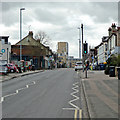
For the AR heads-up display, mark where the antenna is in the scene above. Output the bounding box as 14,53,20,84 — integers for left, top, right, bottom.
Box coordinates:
28,25,31,31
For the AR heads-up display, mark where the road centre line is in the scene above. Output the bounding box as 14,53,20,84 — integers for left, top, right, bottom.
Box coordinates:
1,81,36,103
0,97,4,103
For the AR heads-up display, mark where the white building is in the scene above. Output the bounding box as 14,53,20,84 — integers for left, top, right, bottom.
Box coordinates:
107,24,120,57
97,36,108,64
0,36,11,63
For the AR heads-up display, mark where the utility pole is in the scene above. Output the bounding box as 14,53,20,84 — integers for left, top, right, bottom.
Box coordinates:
78,27,81,59
81,24,84,72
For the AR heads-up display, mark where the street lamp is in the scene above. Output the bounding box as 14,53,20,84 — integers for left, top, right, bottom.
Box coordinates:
78,27,81,59
20,8,25,70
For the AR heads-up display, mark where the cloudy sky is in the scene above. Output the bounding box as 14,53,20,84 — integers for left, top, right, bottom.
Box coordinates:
0,1,119,58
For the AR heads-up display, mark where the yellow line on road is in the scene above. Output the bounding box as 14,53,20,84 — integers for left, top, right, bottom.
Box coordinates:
74,109,78,120
74,109,82,120
79,109,82,120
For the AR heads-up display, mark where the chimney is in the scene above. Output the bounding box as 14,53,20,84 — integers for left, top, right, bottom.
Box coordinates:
37,39,40,43
111,23,116,32
108,27,112,36
28,31,33,38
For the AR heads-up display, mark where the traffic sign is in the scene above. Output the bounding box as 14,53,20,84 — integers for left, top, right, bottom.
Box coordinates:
1,49,5,53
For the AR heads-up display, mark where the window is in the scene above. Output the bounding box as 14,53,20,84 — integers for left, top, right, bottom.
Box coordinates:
1,39,5,44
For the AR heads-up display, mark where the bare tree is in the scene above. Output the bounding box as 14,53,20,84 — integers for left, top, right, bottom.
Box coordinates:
34,31,51,46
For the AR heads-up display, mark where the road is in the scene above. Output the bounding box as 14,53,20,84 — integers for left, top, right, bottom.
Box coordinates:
2,68,83,118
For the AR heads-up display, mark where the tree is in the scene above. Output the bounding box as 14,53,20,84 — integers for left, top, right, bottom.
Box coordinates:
34,31,52,46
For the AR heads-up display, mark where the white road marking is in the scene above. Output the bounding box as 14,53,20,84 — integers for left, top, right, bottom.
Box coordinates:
63,82,80,110
63,108,79,110
4,92,17,98
1,81,36,103
26,85,29,88
0,97,4,103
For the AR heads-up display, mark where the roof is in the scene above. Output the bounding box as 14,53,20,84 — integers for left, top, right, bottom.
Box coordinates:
15,34,37,45
102,36,109,42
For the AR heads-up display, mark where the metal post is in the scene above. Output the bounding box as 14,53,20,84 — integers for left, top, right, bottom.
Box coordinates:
85,67,87,78
78,27,81,59
7,48,8,63
81,24,84,72
20,8,25,71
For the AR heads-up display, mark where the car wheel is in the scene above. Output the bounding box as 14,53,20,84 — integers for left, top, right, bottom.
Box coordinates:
10,69,14,73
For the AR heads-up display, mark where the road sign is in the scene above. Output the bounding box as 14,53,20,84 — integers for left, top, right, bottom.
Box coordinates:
1,49,5,53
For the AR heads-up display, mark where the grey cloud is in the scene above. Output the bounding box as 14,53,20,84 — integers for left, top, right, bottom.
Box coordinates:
34,7,68,25
77,2,118,23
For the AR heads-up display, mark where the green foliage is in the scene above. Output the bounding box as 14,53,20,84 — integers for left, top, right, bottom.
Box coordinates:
107,54,120,67
117,55,120,66
107,55,117,66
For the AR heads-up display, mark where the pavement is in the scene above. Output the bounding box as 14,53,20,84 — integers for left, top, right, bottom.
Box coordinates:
0,70,44,82
80,70,119,119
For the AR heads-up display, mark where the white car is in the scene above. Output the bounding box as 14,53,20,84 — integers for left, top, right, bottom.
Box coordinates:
75,62,83,71
0,64,8,75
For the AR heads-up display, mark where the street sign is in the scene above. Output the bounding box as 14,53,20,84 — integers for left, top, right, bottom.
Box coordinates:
1,49,5,53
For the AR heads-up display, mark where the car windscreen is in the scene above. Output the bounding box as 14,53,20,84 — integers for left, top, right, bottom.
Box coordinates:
76,63,82,65
0,64,7,66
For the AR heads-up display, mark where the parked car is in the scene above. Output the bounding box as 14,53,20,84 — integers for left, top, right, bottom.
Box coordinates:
75,61,83,71
0,64,8,75
7,63,19,73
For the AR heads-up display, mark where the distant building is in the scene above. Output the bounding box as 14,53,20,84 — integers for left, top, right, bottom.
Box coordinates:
0,36,11,64
67,56,82,68
57,42,68,67
11,31,53,69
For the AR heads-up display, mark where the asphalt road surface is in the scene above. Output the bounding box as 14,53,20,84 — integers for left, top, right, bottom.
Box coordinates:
2,68,82,119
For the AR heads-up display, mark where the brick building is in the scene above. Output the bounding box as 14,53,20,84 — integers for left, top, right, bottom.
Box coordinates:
11,31,53,69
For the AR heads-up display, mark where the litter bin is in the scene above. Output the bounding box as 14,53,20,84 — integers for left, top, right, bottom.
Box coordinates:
23,67,27,72
117,67,120,80
32,65,35,71
109,66,115,77
18,67,22,73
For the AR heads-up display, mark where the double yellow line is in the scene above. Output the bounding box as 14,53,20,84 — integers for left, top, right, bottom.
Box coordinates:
74,109,82,120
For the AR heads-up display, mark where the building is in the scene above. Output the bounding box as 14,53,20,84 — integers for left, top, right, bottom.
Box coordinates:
57,42,68,67
0,36,11,64
11,31,53,69
107,23,120,57
67,56,82,68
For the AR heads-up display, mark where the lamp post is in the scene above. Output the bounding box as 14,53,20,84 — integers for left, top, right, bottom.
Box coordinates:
20,8,25,71
81,23,84,72
78,27,81,59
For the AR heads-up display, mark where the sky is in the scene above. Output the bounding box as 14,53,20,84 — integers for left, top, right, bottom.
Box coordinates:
0,1,119,58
